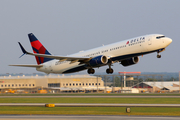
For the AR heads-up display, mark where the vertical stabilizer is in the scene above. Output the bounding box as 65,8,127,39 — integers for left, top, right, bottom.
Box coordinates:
28,33,53,64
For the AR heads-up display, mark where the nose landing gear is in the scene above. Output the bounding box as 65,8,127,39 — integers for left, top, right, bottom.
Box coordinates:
157,48,165,58
157,52,161,58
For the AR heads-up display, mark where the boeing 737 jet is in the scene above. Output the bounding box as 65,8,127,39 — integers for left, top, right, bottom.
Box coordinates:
10,33,172,74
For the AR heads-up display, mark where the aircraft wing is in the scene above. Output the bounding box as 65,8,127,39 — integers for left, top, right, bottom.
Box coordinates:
9,64,43,68
18,42,91,63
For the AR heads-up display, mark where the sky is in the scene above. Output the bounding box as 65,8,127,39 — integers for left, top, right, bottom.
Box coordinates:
0,0,179,74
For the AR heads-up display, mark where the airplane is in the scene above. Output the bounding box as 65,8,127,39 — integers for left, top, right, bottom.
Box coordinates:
9,33,172,74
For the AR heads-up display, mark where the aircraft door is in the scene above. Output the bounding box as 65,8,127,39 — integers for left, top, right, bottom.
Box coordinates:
49,65,53,72
49,63,53,72
148,37,152,45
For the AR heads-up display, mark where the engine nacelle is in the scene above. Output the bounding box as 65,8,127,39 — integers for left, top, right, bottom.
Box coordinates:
121,56,139,66
89,55,108,67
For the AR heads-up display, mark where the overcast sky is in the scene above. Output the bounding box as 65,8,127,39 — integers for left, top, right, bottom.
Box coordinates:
0,0,179,74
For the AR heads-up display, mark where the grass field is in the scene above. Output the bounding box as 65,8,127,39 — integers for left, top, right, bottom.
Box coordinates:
0,97,180,104
0,106,180,116
0,94,180,116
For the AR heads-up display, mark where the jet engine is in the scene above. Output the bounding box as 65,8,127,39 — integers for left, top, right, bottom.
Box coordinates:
89,55,108,67
121,56,139,66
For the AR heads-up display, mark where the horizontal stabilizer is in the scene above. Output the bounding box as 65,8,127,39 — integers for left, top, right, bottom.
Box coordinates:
17,43,90,63
9,64,43,68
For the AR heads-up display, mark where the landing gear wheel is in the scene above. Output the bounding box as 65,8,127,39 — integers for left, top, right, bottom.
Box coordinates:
106,68,113,74
87,68,95,74
157,54,161,58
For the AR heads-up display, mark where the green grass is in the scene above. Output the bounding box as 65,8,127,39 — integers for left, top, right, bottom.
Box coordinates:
0,98,180,104
0,106,180,116
1,96,180,116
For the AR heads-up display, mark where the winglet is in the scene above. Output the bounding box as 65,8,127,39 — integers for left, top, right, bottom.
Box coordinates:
18,42,28,58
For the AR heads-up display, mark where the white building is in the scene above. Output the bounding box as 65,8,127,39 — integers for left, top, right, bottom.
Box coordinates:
132,81,180,93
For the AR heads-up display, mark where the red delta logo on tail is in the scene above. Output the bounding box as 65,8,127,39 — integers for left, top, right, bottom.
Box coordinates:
28,33,53,64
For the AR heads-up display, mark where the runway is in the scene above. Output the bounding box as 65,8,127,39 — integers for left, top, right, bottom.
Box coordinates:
0,115,180,120
0,103,180,107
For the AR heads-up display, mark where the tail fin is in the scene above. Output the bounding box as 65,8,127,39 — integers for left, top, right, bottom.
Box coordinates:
28,33,53,64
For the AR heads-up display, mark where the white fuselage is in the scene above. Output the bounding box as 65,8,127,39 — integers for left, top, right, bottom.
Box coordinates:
36,34,172,74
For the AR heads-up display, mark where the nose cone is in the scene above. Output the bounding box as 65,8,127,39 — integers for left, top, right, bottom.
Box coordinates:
167,38,172,44
165,37,172,46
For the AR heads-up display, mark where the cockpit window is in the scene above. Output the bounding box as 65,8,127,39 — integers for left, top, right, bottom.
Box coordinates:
156,36,165,39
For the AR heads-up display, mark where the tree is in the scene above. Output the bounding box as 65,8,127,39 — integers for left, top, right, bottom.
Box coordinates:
145,78,158,82
114,76,122,87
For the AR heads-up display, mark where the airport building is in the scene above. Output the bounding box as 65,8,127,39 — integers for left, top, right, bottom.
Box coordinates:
132,81,180,93
0,75,108,93
1,74,179,94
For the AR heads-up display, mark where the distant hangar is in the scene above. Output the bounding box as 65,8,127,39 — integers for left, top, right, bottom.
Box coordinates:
132,81,180,93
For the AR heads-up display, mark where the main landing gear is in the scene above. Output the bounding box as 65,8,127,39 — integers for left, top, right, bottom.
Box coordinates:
106,68,113,74
87,68,95,74
87,67,114,74
106,64,114,74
